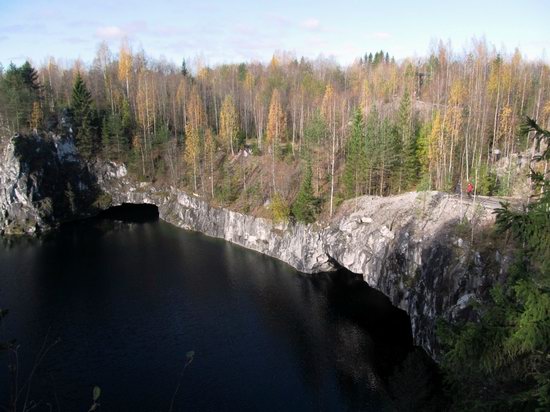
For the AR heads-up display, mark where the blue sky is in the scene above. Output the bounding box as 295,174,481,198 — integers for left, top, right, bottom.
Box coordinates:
0,0,549,67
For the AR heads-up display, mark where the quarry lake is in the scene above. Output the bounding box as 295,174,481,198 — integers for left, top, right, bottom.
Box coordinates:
0,206,437,411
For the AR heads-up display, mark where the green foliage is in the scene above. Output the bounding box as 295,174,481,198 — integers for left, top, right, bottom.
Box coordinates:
181,59,189,77
71,72,95,157
292,160,317,223
402,132,420,189
475,164,500,196
438,257,550,411
215,165,241,204
396,91,420,189
416,121,431,175
276,141,294,161
0,61,41,130
120,98,133,134
439,118,550,411
93,386,101,402
101,111,127,160
270,193,290,223
303,111,326,149
343,108,367,198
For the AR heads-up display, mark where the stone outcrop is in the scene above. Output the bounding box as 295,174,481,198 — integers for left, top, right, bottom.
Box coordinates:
0,134,507,358
0,134,106,234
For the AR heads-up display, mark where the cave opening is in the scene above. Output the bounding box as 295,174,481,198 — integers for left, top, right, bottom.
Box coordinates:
96,203,160,222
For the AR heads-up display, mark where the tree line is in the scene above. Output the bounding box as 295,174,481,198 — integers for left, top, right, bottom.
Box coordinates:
0,39,548,221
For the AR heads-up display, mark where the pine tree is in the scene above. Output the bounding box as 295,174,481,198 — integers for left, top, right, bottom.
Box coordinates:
121,98,132,136
321,84,337,216
439,118,550,411
0,62,41,130
102,112,123,160
364,106,380,194
181,59,189,77
292,159,316,223
396,90,419,190
303,112,326,196
403,133,420,189
71,72,94,157
343,108,367,198
416,122,432,188
20,61,41,94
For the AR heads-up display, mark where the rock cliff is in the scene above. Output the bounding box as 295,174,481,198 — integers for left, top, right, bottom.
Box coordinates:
0,134,507,358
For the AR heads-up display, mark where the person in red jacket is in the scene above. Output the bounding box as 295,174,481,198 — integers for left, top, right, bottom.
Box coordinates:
466,182,474,198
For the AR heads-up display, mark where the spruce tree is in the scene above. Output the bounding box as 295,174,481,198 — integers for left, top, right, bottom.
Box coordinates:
292,159,316,223
71,72,94,157
20,61,41,94
0,62,41,130
364,106,380,194
343,108,367,198
438,117,550,411
396,90,419,190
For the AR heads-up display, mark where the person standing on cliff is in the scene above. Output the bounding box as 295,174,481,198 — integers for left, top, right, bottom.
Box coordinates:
467,182,474,198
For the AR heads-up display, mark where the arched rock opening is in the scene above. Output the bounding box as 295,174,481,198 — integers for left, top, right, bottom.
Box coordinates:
96,203,159,222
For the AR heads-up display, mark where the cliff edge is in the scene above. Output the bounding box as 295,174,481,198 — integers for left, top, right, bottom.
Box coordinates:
0,134,510,358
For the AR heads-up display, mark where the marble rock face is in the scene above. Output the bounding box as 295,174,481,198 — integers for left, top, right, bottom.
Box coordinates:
0,133,506,358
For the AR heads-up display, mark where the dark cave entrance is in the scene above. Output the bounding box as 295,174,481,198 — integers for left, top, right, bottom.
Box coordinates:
96,203,160,223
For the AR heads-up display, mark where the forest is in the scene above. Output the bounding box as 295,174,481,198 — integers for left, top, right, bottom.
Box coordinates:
0,39,548,222
0,38,549,411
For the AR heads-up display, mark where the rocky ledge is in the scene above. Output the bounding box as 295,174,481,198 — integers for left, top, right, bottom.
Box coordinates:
0,134,508,358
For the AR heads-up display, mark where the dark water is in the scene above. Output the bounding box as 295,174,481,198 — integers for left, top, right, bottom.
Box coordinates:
0,205,440,411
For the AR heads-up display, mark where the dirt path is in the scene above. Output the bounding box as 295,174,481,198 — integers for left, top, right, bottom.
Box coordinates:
450,193,524,211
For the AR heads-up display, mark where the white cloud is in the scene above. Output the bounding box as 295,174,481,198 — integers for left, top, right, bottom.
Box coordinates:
95,21,148,41
95,26,127,40
301,18,320,30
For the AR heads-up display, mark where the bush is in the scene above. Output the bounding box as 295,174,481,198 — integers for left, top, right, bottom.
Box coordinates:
475,165,500,195
270,193,290,222
215,167,241,204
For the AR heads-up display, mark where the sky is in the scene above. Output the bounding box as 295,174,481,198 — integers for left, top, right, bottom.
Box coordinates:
0,0,549,68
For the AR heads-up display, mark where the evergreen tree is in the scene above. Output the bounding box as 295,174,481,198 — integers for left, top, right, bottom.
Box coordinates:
403,134,419,188
101,111,124,160
292,159,317,223
343,108,367,198
364,105,380,194
121,98,133,137
438,117,550,411
395,90,419,189
0,62,41,130
19,61,41,94
415,122,432,188
71,72,94,157
181,59,189,77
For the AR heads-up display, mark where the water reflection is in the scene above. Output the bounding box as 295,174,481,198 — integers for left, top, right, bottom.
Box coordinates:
0,210,441,411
